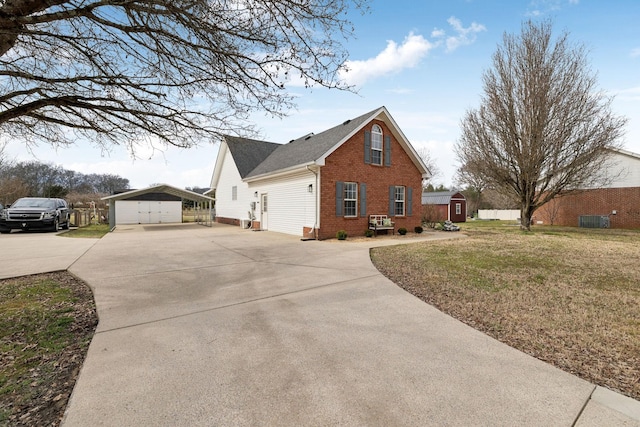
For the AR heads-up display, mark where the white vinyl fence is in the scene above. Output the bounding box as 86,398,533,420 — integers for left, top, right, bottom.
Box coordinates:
477,209,520,221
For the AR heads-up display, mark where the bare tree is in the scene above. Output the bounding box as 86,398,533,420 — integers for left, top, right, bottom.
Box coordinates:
481,188,519,210
0,177,30,205
540,195,563,225
0,0,366,154
1,159,129,199
455,20,626,231
417,147,441,188
454,160,485,216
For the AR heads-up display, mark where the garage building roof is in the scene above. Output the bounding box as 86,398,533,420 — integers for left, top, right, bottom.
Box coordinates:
102,184,214,203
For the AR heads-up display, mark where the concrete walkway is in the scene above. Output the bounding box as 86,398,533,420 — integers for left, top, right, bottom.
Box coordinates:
57,223,639,426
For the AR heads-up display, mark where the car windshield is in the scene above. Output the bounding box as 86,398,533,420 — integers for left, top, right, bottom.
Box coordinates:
12,198,56,209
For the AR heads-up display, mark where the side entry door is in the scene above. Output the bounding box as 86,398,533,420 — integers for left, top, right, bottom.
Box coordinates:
260,193,268,230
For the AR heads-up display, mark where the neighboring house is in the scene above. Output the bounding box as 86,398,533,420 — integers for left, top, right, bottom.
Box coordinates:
536,148,640,228
102,184,214,228
421,191,467,223
210,106,430,239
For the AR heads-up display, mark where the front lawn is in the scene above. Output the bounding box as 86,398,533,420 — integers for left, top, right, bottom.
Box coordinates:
371,221,640,400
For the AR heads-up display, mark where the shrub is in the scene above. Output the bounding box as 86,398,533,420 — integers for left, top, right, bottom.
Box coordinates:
364,229,374,237
398,227,407,235
421,204,440,229
414,226,423,234
336,230,347,240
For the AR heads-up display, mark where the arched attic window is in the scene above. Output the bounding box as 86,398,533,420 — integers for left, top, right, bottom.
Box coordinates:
371,124,383,165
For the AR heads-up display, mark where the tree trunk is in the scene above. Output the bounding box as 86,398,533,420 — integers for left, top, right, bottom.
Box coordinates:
520,205,534,231
520,207,529,231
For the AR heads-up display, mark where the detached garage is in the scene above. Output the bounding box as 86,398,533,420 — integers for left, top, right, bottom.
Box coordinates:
103,184,214,228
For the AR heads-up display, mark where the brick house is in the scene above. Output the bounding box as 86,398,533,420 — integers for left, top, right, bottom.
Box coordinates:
536,148,640,228
422,191,467,223
210,106,430,239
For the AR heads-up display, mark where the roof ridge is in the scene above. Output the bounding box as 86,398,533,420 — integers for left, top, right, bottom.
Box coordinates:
244,107,384,179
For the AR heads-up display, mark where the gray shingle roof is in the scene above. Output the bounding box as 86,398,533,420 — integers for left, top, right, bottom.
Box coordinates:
244,108,380,178
225,136,280,178
422,191,464,205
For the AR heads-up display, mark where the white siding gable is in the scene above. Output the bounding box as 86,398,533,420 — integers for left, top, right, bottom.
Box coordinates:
214,147,252,221
603,150,640,188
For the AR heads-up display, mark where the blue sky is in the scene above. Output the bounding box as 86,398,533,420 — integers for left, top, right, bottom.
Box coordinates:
6,0,640,189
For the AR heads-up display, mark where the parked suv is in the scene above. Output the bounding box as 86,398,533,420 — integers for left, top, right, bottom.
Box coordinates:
0,197,70,233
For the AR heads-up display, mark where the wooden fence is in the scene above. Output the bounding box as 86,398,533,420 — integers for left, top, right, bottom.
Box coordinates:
69,209,109,227
69,208,213,227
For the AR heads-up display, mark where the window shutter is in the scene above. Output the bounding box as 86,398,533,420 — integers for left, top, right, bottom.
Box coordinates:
364,131,371,164
389,186,395,217
384,135,391,167
360,183,367,217
407,187,413,216
336,181,343,216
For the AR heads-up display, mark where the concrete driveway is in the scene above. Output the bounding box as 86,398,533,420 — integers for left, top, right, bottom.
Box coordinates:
0,230,99,279
60,223,639,426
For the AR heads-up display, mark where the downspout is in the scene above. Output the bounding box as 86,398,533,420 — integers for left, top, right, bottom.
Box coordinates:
306,165,319,239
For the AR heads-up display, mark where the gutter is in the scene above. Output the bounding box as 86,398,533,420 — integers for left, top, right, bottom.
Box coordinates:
244,162,316,183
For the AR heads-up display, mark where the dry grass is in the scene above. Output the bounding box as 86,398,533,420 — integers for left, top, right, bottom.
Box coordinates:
371,222,640,400
0,272,97,426
61,223,110,238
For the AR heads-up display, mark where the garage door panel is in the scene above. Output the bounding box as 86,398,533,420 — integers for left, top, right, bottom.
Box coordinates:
115,201,181,224
115,201,141,224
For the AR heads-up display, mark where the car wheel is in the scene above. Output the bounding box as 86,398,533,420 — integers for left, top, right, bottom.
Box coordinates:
63,217,70,230
0,230,9,234
51,217,60,232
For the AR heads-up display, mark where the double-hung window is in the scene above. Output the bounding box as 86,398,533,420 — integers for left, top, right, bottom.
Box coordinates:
371,124,383,165
394,186,405,216
344,182,357,217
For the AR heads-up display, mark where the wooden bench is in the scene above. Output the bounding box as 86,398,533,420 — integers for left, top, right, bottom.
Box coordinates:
369,215,395,236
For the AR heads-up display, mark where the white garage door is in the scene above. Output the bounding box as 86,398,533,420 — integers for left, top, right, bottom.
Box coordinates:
115,201,182,224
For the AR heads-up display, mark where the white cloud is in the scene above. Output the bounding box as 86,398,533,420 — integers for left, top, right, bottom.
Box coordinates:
526,0,578,17
432,17,487,53
339,32,433,86
631,48,640,58
431,28,446,38
615,86,640,101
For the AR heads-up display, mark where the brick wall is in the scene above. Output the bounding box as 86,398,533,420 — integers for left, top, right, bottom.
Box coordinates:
318,119,423,239
536,187,640,229
216,216,240,226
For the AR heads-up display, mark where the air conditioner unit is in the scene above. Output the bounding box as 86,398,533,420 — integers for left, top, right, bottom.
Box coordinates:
240,219,250,229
